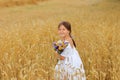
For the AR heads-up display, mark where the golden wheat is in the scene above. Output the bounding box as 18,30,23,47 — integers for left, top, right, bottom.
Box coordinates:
0,0,46,7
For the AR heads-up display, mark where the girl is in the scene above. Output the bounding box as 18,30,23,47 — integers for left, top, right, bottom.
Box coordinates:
54,21,86,80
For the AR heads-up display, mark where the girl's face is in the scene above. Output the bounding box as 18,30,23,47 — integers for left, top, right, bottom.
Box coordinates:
58,25,70,38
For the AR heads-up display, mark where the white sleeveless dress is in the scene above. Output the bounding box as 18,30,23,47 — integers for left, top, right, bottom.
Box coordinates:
54,40,86,80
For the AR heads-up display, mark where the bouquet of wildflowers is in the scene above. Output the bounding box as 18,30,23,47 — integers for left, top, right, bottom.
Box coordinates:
53,40,69,54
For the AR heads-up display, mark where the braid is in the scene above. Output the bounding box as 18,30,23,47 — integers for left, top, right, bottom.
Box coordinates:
69,34,76,47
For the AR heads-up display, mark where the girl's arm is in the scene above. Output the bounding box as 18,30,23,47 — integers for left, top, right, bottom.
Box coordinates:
55,51,65,60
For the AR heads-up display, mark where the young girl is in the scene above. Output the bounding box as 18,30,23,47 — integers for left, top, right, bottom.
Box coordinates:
54,21,86,80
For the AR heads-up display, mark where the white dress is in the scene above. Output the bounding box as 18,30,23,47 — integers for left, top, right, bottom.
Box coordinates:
55,40,86,80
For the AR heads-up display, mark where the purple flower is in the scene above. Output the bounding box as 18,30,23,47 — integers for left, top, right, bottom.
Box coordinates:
52,41,69,54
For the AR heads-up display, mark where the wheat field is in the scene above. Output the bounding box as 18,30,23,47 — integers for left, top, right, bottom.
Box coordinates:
0,0,46,7
0,0,120,80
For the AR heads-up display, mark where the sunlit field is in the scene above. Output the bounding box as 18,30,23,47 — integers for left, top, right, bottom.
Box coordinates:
0,0,120,80
0,0,46,7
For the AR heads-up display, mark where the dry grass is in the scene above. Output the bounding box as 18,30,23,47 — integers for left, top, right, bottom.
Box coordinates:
0,0,120,80
0,0,46,7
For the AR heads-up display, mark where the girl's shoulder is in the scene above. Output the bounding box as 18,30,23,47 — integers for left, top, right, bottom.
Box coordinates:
66,38,74,48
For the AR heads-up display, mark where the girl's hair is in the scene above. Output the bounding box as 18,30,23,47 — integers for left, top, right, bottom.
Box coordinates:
58,21,76,47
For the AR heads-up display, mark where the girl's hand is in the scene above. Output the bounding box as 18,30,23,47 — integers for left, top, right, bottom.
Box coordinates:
59,55,65,60
55,52,65,60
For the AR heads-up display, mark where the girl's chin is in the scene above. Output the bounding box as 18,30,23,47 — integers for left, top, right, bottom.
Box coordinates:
59,35,65,38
